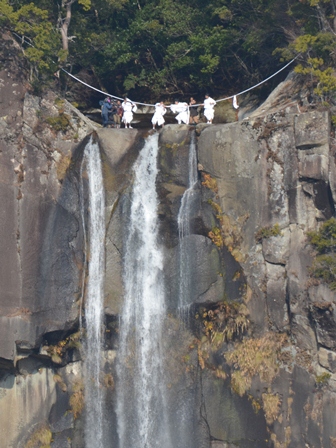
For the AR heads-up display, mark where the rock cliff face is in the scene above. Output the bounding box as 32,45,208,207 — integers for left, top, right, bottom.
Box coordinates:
1,37,336,448
152,107,336,447
195,109,336,447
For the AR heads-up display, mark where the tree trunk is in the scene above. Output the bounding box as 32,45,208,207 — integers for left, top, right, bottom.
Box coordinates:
60,0,75,52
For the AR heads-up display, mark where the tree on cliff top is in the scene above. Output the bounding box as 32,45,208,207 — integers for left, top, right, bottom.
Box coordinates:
59,0,91,54
1,0,336,103
275,0,336,101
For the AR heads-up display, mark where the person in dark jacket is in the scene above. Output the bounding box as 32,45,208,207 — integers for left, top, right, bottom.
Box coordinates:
189,97,199,124
101,97,112,127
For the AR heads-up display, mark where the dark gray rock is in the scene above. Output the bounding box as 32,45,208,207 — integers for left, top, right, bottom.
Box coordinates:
165,234,224,309
298,151,329,181
158,124,192,187
294,111,330,149
310,301,336,350
50,412,74,433
202,370,268,447
266,262,289,331
50,430,72,448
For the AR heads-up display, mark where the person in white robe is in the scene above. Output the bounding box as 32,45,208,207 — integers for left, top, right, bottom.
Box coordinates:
152,102,166,129
203,94,216,124
122,97,137,128
170,100,189,125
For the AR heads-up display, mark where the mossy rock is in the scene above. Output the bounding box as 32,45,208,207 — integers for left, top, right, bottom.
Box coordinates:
213,99,237,124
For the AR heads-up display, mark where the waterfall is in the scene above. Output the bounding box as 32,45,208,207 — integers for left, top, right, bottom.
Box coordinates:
116,133,172,448
177,131,198,312
82,137,105,448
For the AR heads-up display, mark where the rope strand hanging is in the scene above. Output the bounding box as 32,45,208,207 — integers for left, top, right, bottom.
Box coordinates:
61,57,299,108
12,31,299,109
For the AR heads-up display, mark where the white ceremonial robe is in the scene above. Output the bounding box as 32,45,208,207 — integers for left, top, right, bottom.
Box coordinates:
170,102,189,124
151,103,166,126
204,97,216,121
122,99,135,124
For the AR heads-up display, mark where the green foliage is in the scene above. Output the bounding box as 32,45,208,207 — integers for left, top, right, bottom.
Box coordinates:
78,0,92,11
46,112,71,132
3,0,336,101
276,19,336,99
295,58,336,96
0,1,59,72
255,223,282,243
308,218,336,289
307,218,336,252
59,0,296,99
315,371,331,387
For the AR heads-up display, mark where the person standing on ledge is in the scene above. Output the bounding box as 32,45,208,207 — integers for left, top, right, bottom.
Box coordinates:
203,93,216,124
101,97,112,128
170,99,189,125
189,97,199,125
114,100,123,129
122,97,137,129
152,101,167,130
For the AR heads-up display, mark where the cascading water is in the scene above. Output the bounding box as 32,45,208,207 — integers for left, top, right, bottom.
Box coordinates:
116,133,173,448
82,137,105,448
177,131,198,312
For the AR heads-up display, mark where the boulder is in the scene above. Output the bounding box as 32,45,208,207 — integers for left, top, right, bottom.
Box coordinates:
294,111,330,149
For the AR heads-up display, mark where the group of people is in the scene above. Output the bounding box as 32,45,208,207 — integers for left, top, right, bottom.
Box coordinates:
100,97,137,129
100,94,217,129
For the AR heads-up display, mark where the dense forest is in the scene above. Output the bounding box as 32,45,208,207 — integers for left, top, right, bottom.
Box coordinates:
1,0,336,105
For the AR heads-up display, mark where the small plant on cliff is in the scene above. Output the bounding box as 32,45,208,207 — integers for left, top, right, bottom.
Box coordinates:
255,223,282,243
315,372,331,388
46,340,67,364
70,380,84,419
196,302,249,377
46,331,81,364
225,333,286,396
196,301,249,347
208,227,223,247
25,424,52,448
201,173,218,193
308,218,336,290
46,112,71,133
262,391,281,424
207,199,247,262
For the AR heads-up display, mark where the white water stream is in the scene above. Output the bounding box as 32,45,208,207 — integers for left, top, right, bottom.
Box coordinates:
177,131,198,311
116,133,172,448
82,138,105,448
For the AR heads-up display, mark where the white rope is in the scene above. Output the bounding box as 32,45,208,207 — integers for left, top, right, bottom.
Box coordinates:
215,55,300,104
61,68,156,106
11,31,298,109
63,57,299,109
